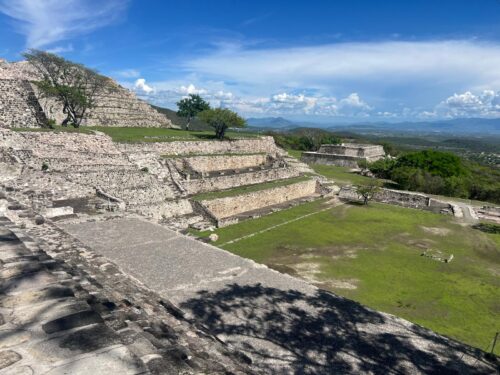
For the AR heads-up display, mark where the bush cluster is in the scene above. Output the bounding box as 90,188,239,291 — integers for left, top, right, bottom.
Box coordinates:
368,150,500,204
268,130,341,151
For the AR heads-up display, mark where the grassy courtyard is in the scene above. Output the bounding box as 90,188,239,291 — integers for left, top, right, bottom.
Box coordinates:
12,126,259,142
195,200,500,354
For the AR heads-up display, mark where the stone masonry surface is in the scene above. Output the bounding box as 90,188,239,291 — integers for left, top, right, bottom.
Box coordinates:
0,79,47,128
0,201,255,374
0,126,497,373
184,154,269,173
200,179,319,220
301,143,386,168
0,59,172,128
59,216,497,374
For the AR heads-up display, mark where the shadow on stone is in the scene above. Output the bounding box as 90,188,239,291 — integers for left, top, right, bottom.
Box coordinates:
180,283,495,374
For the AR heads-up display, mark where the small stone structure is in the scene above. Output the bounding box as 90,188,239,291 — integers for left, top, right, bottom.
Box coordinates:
301,143,385,168
339,185,452,212
0,58,172,128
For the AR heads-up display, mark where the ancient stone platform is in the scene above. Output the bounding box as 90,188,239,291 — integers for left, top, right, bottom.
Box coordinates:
61,217,496,374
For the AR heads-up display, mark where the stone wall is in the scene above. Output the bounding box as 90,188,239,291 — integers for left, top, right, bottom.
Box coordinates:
184,154,269,173
183,167,300,195
117,136,281,156
200,179,319,221
0,59,172,128
338,186,451,211
319,143,385,159
301,152,360,168
0,79,47,128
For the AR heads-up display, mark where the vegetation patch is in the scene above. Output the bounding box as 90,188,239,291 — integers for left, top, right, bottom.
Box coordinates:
193,201,500,354
473,222,500,234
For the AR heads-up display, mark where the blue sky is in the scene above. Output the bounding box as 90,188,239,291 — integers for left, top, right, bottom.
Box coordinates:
1,0,500,122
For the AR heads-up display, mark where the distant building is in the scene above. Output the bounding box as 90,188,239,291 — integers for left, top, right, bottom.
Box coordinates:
301,143,385,168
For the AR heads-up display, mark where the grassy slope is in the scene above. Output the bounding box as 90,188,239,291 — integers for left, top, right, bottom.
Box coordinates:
195,201,500,354
192,175,311,201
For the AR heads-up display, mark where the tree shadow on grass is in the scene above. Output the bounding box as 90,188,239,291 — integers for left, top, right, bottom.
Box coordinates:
180,283,496,374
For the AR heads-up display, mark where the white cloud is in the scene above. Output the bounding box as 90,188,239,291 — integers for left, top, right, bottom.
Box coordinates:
183,40,500,98
433,90,500,118
178,84,207,95
0,0,129,48
134,78,154,94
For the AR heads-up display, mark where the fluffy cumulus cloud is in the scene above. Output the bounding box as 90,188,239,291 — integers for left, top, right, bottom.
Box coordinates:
0,0,128,48
134,78,154,94
131,80,373,118
424,90,500,118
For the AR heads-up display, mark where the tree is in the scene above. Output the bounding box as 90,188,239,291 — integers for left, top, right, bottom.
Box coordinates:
23,49,112,127
176,94,210,130
198,108,246,139
356,180,382,205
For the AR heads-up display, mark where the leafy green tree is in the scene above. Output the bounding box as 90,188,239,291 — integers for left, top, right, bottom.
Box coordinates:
198,108,246,139
395,150,466,178
23,49,111,127
176,94,210,130
356,180,382,205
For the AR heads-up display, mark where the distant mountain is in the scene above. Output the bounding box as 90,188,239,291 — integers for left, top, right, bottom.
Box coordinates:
246,116,500,136
246,117,299,128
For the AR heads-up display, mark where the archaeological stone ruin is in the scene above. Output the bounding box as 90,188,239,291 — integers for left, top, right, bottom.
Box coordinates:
0,58,497,374
0,58,172,128
301,142,386,168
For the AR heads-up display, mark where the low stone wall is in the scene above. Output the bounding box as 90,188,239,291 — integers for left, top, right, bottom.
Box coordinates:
184,167,300,194
184,154,269,173
117,136,280,156
129,199,194,220
301,152,360,168
339,186,451,211
200,179,319,222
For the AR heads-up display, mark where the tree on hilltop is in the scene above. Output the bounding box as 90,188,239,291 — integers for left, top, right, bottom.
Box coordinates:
23,49,112,127
176,94,210,130
198,108,246,140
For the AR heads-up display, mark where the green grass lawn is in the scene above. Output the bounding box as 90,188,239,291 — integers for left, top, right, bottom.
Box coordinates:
311,163,379,186
194,201,500,354
285,149,385,186
191,175,311,201
13,126,260,143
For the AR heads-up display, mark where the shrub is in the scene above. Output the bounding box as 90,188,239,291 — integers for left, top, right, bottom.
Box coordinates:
472,223,500,234
41,162,49,171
